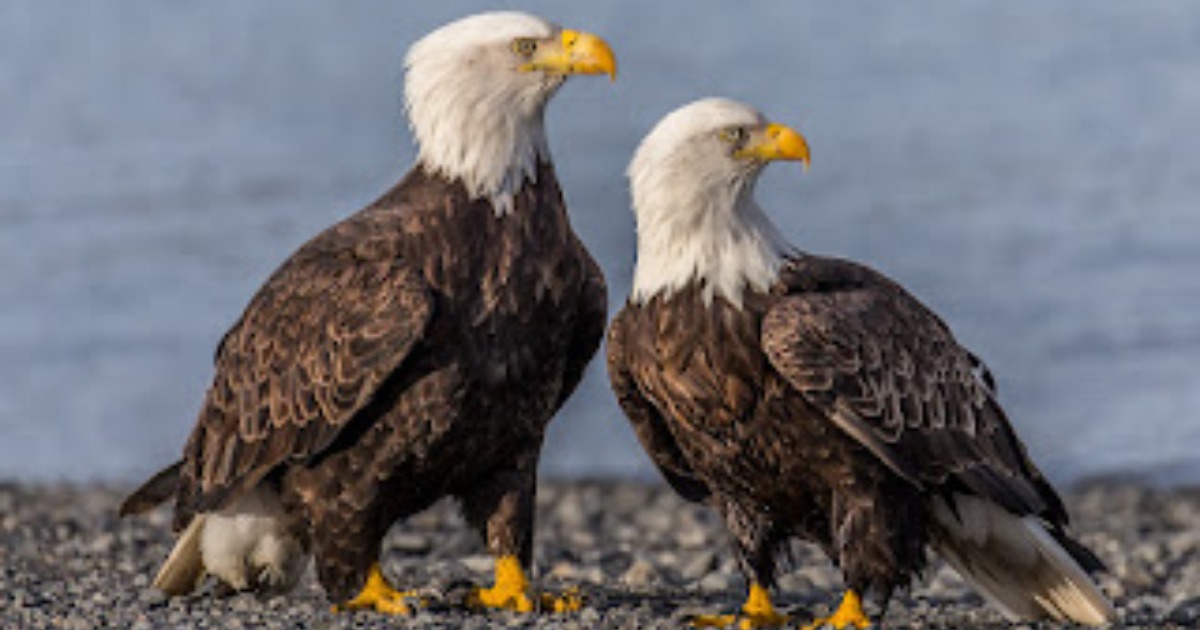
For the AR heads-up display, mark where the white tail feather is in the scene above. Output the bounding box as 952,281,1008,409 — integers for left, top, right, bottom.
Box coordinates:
152,515,207,596
932,495,1116,626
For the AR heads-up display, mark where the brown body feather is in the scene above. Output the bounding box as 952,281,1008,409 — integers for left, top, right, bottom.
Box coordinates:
128,161,605,601
608,254,1110,618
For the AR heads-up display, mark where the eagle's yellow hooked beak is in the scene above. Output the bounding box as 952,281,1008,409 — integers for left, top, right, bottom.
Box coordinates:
736,122,811,171
523,29,617,81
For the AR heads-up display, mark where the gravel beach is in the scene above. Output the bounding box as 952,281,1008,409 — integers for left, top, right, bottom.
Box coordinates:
2,479,1197,629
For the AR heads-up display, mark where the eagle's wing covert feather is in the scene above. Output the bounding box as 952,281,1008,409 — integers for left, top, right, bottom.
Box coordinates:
180,237,433,515
761,257,1064,521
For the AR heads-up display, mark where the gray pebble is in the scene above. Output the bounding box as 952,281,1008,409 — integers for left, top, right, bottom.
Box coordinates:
621,558,657,587
792,565,839,591
676,526,709,549
553,491,591,530
635,509,673,533
458,554,493,574
698,571,734,592
388,532,432,555
88,532,115,554
679,550,716,581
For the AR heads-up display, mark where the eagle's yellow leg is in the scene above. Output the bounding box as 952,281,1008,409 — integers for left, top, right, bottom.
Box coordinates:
467,555,582,613
692,582,790,628
332,563,418,615
801,590,872,630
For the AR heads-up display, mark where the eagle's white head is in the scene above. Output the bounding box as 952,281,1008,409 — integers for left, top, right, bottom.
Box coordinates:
405,12,616,215
628,98,811,308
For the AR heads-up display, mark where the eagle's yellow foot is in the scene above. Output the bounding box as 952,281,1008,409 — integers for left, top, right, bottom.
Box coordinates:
332,563,419,615
468,555,536,613
801,590,872,630
692,583,790,628
467,555,583,613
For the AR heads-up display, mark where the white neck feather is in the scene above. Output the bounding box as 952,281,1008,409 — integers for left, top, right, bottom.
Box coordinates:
630,172,791,309
404,13,559,215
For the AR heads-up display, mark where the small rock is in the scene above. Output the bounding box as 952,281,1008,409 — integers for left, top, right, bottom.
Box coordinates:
548,561,579,580
138,587,167,607
680,550,716,581
568,529,598,548
229,593,258,611
793,565,838,591
88,532,115,554
777,572,812,593
459,554,493,574
579,607,603,626
389,532,432,555
676,526,709,549
654,551,680,571
636,508,674,533
698,571,733,592
613,524,641,542
554,491,592,529
60,614,90,630
621,558,658,587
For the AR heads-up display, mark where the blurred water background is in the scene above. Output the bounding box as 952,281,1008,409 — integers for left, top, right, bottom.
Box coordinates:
2,1,1199,485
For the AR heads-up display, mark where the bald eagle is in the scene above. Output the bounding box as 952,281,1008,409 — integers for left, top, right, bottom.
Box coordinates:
607,98,1115,628
120,12,614,614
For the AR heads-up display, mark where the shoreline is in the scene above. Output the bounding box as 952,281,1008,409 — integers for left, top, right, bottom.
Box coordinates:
2,479,1197,628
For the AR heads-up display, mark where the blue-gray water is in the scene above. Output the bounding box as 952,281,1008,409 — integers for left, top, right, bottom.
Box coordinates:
3,1,1199,485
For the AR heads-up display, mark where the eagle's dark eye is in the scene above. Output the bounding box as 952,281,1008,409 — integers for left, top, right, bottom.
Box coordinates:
720,126,748,146
511,38,538,57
